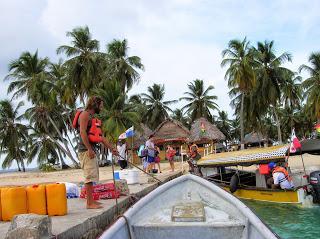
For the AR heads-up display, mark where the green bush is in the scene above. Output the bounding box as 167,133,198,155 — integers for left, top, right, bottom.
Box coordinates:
39,163,56,172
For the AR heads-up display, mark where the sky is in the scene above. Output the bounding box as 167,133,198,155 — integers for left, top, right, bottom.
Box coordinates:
1,0,320,168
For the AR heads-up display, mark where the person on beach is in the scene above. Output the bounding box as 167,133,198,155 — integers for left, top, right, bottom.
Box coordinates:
77,96,118,209
187,142,201,173
117,139,128,170
267,162,294,189
154,145,162,173
145,134,156,173
166,145,176,172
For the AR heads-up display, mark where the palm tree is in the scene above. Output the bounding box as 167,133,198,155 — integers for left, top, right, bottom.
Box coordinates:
281,72,302,109
93,80,140,142
25,103,78,167
141,84,177,129
171,108,190,128
281,71,302,132
216,111,232,145
128,94,147,118
57,26,102,105
106,39,144,93
28,130,60,166
5,51,49,103
0,100,28,171
253,40,292,144
299,52,320,124
180,79,219,122
221,38,256,149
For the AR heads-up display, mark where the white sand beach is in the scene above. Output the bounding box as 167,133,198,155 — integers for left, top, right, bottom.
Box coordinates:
0,154,319,187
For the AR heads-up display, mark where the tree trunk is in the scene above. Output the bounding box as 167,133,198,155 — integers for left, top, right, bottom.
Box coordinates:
240,93,245,150
47,115,79,166
21,160,26,172
16,160,21,171
57,149,69,169
17,150,26,172
273,107,283,144
49,136,79,167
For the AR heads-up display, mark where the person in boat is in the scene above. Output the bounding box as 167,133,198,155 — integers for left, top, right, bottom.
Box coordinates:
145,134,156,173
267,162,294,189
117,139,128,170
166,145,176,172
77,96,119,209
187,142,202,174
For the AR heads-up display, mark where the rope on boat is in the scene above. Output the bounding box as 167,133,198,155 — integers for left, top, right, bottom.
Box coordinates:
116,214,133,239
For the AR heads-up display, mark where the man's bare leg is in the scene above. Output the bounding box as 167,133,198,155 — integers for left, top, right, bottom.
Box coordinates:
86,183,103,209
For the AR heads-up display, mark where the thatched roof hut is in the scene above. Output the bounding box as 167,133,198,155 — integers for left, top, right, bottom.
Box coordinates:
132,123,153,148
152,119,190,145
244,132,267,145
189,117,225,144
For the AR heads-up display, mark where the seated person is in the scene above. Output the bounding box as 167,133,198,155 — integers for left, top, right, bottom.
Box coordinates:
187,143,201,174
267,162,294,189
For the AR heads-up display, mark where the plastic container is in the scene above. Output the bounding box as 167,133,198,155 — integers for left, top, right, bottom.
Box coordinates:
26,184,47,215
114,171,120,180
120,169,139,184
259,164,270,175
0,188,2,221
46,183,67,216
1,187,27,221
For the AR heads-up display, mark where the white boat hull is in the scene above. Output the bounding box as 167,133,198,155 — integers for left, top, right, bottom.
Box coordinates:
100,174,279,239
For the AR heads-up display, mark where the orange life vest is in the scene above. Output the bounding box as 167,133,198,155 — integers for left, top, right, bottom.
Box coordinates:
72,110,103,143
272,166,292,182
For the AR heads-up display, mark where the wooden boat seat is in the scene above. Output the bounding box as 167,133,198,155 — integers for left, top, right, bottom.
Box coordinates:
132,222,245,239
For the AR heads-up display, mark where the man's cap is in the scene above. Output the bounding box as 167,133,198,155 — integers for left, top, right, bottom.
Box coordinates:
268,162,276,169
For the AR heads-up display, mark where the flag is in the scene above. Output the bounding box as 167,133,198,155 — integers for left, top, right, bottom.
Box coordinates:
118,132,126,139
118,126,135,139
200,122,206,136
289,128,302,153
125,126,135,138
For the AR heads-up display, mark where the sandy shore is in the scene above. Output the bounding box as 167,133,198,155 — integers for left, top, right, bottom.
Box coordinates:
0,162,181,187
0,154,319,187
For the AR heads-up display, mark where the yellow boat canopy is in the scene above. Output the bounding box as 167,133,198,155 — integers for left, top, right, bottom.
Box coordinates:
198,145,289,167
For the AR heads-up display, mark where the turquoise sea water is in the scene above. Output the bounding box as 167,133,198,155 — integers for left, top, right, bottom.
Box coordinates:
244,200,320,239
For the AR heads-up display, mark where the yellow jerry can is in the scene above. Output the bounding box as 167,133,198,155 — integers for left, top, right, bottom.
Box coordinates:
46,183,67,216
1,187,27,221
0,188,2,221
26,184,47,215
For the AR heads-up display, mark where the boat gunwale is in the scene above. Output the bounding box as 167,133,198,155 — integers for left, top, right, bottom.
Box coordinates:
99,174,280,239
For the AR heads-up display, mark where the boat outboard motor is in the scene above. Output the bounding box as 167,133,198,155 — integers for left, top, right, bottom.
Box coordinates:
310,171,320,203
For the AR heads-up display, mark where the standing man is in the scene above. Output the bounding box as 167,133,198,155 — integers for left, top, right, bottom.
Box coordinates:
145,134,156,173
78,96,118,209
117,139,128,169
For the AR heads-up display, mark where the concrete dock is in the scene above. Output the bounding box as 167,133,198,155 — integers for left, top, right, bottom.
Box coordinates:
0,170,183,239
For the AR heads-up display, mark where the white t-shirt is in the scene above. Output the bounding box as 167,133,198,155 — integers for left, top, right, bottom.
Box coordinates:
273,172,294,189
117,144,127,161
145,139,154,149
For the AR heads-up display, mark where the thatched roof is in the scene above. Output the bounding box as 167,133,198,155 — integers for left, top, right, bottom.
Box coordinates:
152,119,190,144
189,117,225,143
244,132,267,144
132,123,153,148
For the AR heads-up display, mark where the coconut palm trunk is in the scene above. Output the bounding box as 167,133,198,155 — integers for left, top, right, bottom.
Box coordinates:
16,159,21,171
20,160,26,172
57,149,68,169
240,93,245,150
46,116,79,166
17,151,26,172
